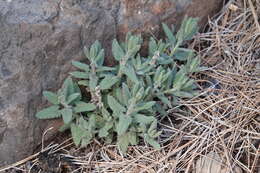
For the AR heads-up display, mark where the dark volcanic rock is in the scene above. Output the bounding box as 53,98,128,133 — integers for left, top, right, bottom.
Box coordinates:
0,0,223,165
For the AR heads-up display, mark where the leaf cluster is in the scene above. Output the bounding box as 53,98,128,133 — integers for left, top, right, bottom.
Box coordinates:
36,17,202,153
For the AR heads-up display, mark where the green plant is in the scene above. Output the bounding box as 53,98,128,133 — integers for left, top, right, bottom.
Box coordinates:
36,17,201,153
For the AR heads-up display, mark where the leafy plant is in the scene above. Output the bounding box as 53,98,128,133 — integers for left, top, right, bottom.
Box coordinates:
36,17,201,153
36,77,96,124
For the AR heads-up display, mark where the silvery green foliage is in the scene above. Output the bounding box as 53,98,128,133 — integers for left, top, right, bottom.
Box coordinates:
36,17,201,153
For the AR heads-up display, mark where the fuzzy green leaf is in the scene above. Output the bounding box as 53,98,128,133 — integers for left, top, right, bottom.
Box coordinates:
60,108,73,124
43,91,59,105
96,66,116,72
121,65,139,84
172,67,187,90
128,131,138,145
96,49,105,66
112,39,125,61
173,91,195,98
74,102,96,113
78,117,88,130
144,134,160,149
117,113,132,135
88,114,97,131
149,130,162,138
70,71,89,79
98,128,108,138
90,41,101,61
128,44,141,58
135,101,155,112
157,94,172,108
100,76,119,90
36,105,61,119
187,57,200,73
148,120,157,134
149,37,158,56
182,79,195,90
89,75,98,90
183,18,198,41
114,87,124,106
154,104,167,117
62,77,76,100
117,134,129,154
133,114,155,125
81,133,92,147
107,95,126,113
66,93,81,104
101,107,111,120
144,87,151,98
122,83,131,105
78,80,88,86
154,66,162,82
158,41,168,52
83,46,90,60
174,48,194,61
98,121,113,137
135,87,144,101
127,35,141,51
73,83,82,96
70,123,85,146
145,75,153,87
132,83,140,97
72,61,89,71
177,17,198,42
89,76,98,90
162,23,176,44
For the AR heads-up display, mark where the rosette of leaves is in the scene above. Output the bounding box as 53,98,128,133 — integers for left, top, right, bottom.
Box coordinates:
113,33,143,84
35,77,97,146
125,17,201,113
70,40,118,90
36,17,202,153
70,41,119,107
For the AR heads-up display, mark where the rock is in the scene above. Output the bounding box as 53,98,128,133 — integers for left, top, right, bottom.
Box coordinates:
0,0,223,165
195,151,243,173
195,151,222,173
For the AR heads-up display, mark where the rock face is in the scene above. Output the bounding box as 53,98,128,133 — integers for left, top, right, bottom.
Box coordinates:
0,0,223,165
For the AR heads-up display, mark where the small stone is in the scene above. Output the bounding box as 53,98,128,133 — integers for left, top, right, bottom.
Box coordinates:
195,151,243,173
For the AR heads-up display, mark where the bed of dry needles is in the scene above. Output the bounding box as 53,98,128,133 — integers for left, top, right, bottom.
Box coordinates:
1,0,259,172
